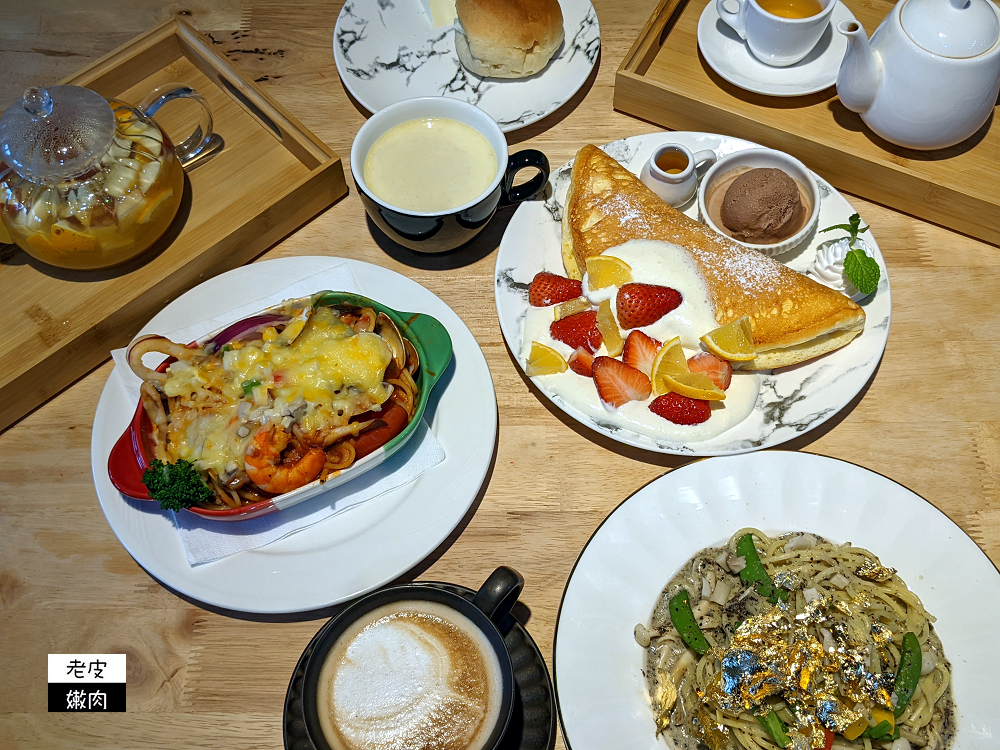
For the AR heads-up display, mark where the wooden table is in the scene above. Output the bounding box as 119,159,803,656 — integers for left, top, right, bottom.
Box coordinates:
1,1,998,748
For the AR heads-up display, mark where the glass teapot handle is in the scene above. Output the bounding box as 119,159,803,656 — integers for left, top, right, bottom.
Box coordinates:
137,83,214,168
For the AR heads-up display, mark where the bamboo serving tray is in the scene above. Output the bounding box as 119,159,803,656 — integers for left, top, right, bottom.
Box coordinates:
614,0,1000,246
0,17,347,431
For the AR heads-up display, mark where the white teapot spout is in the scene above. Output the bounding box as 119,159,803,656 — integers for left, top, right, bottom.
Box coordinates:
835,20,882,114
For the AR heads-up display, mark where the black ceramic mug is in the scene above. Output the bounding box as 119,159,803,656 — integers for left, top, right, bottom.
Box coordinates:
302,566,525,750
351,97,549,253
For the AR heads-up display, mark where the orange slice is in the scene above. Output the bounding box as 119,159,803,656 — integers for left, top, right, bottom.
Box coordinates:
586,255,632,289
50,223,96,253
650,337,688,396
526,342,568,376
660,371,726,401
701,316,756,362
553,297,592,321
596,299,623,357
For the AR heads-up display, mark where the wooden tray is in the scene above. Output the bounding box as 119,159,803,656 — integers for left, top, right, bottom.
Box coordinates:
614,0,1000,246
0,17,347,431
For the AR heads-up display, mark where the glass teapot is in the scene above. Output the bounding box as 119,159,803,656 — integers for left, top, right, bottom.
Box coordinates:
0,83,214,270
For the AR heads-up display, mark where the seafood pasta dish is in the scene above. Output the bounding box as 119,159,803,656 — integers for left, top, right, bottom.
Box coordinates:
128,294,420,510
635,530,954,750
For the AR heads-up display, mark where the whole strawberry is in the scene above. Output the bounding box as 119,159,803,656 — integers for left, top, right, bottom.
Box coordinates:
616,283,682,329
529,272,583,307
550,310,602,354
649,392,711,425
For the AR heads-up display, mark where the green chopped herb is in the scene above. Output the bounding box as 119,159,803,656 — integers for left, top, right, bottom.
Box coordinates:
241,379,261,397
141,459,213,511
820,213,879,296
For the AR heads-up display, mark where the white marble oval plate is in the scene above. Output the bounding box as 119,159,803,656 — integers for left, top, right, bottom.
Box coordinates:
333,0,600,131
494,132,891,456
698,0,855,96
553,452,1000,749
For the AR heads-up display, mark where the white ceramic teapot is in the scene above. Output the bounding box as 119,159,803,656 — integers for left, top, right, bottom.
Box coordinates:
835,0,1000,150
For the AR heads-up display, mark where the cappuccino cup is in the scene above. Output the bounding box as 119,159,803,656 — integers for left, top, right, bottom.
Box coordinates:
716,0,837,66
303,567,524,750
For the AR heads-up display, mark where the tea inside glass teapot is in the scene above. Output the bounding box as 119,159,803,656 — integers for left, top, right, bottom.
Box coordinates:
0,83,214,270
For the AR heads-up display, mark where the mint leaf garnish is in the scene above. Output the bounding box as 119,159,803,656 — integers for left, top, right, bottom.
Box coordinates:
844,248,879,295
820,213,878,296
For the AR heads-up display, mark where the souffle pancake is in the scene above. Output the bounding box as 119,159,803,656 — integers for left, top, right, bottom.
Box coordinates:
561,145,865,370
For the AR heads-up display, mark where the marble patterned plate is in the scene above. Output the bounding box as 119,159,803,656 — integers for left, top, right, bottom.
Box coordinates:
333,0,600,131
493,133,891,456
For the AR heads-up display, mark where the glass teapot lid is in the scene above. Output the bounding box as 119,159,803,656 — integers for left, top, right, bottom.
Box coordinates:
0,85,115,182
901,0,1000,58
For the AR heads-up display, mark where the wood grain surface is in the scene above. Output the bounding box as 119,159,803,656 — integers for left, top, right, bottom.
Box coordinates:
615,0,1000,247
0,18,347,432
1,1,998,749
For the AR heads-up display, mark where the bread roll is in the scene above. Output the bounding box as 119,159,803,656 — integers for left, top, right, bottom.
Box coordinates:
455,0,564,79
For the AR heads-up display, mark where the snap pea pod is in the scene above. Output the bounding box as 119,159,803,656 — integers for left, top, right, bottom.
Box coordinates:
669,589,710,655
755,710,790,748
862,721,893,740
736,533,788,603
893,632,922,718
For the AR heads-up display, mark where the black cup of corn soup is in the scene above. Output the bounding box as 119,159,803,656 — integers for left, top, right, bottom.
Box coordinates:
301,567,524,750
351,97,549,253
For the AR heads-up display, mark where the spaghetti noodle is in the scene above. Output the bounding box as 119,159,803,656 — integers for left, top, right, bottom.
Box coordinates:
636,529,954,750
128,295,420,509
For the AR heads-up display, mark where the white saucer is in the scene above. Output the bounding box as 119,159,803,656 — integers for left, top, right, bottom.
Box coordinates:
697,0,855,96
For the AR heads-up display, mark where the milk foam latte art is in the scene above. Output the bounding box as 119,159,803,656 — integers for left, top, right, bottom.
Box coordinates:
316,599,504,750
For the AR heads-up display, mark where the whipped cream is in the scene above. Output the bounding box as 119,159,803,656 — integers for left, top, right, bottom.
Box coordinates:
521,240,760,443
810,237,876,302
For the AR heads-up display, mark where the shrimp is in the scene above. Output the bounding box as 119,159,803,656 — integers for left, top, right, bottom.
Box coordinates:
244,425,325,494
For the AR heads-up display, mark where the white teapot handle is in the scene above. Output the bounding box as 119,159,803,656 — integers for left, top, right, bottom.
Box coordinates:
716,0,748,39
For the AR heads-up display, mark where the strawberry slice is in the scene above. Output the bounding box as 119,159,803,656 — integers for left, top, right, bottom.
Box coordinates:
568,347,595,377
592,356,651,408
649,393,711,425
622,331,661,377
688,352,733,390
550,310,602,354
616,283,682,329
529,271,583,307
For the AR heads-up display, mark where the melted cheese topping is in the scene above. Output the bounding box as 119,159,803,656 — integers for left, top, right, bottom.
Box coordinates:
161,307,394,475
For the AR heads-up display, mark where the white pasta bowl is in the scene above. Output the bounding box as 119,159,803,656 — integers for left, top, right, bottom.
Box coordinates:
554,451,1000,750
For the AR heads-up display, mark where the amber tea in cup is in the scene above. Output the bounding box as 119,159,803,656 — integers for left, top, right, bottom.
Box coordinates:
654,149,689,175
756,0,823,18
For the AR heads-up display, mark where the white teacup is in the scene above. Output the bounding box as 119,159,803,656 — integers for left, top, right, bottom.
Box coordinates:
716,0,837,67
639,144,717,208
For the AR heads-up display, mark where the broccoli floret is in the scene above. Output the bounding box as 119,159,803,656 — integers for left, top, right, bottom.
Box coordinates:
141,459,213,511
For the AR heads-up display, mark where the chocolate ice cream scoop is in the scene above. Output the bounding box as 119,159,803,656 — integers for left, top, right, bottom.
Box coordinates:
720,168,803,243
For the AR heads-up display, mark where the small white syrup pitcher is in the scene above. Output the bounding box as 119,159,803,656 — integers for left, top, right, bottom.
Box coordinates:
836,0,1000,150
639,144,717,207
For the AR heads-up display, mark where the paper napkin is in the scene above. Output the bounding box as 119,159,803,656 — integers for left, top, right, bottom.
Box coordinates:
108,260,445,565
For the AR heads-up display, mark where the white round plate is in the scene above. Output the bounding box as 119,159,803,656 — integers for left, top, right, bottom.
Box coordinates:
554,451,1000,750
494,133,891,456
333,0,600,132
91,257,497,614
698,0,855,96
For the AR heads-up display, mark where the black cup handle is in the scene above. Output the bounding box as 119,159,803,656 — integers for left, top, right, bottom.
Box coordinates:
471,566,524,626
500,149,550,207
